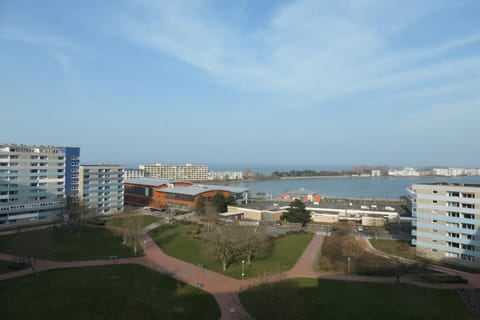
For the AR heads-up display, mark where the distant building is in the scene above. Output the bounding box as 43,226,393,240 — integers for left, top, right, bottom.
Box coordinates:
207,171,243,180
409,183,480,268
433,168,480,177
0,144,71,228
280,188,322,203
79,165,124,214
371,170,381,177
139,163,208,181
124,168,145,179
388,167,419,177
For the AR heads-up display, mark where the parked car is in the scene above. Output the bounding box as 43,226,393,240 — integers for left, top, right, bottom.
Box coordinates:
357,226,364,232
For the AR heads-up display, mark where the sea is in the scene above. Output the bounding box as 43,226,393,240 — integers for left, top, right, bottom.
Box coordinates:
230,176,480,200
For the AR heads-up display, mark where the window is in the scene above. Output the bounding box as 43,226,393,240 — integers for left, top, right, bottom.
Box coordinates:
448,211,460,218
433,200,438,204
433,190,438,194
432,219,438,223
462,223,475,230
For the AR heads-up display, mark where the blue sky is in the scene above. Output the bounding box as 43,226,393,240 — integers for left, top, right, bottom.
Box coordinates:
1,0,480,170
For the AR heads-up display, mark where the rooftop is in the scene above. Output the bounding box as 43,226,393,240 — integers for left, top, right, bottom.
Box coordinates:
158,184,249,196
125,178,172,187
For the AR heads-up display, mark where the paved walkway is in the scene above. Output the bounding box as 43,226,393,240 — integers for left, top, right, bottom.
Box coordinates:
2,229,480,319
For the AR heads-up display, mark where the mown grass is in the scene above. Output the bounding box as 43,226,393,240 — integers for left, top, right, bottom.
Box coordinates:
240,278,477,320
0,264,220,320
370,239,416,259
0,226,138,260
106,214,162,228
319,236,423,276
149,223,313,279
0,260,27,274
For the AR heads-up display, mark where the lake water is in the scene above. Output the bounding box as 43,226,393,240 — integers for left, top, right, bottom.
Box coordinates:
233,176,480,200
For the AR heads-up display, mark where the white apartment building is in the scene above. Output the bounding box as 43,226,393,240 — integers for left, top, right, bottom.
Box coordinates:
139,163,208,181
207,171,243,180
433,168,480,177
124,168,145,179
409,183,480,268
79,165,124,214
388,167,420,177
0,145,67,227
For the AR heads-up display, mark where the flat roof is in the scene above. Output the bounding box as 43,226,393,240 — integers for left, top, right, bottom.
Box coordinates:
158,184,249,196
125,178,171,187
412,182,480,188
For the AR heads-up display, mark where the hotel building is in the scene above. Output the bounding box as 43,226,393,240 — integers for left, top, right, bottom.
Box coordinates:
79,165,124,214
0,144,78,227
139,163,208,181
409,183,480,268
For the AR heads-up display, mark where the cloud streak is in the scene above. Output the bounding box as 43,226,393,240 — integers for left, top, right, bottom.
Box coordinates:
117,0,480,114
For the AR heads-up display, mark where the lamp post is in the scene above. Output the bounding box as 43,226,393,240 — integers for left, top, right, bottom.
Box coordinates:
241,260,245,280
347,257,351,275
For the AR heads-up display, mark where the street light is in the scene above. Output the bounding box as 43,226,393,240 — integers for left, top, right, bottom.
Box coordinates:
347,257,351,275
241,260,245,280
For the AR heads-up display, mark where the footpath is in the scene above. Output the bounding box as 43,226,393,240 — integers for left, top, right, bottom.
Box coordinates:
1,227,480,319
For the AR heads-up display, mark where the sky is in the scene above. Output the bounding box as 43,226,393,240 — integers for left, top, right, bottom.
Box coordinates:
1,0,480,170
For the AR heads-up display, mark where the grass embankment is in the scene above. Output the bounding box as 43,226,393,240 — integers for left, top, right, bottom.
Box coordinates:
0,264,220,320
319,236,405,275
149,223,313,279
0,260,27,274
0,226,138,260
106,214,162,228
370,239,416,259
370,239,480,274
240,278,477,320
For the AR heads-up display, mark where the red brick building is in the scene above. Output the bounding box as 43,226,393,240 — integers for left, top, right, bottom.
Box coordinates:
124,178,249,211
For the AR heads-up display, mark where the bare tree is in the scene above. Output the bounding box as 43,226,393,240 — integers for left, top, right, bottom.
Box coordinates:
9,231,52,275
238,226,271,264
205,224,241,271
127,216,143,256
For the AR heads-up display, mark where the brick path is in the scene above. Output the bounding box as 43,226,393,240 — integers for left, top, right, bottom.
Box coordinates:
2,230,480,319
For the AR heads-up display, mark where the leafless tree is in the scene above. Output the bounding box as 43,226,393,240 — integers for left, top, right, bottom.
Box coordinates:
9,230,52,275
238,226,271,264
205,224,240,271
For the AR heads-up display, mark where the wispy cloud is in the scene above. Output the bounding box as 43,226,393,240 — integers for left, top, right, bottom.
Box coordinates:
0,27,81,78
117,0,480,113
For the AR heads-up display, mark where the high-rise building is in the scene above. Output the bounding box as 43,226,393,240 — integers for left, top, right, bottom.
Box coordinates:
61,147,80,204
124,168,145,179
409,183,480,268
79,164,124,214
0,144,70,227
139,163,208,181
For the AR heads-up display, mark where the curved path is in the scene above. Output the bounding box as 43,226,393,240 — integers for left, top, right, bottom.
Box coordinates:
2,230,480,319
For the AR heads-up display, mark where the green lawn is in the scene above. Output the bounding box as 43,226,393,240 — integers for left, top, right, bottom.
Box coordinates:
371,239,480,273
0,260,27,274
370,239,416,259
0,226,139,260
0,264,220,320
240,278,477,320
107,214,163,228
149,223,313,279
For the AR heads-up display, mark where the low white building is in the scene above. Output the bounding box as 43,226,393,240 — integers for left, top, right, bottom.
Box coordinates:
388,167,419,177
208,171,243,180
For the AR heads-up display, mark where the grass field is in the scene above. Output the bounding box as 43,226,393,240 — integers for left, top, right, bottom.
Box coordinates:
149,223,313,279
0,264,220,320
370,239,480,273
0,226,138,260
370,239,416,259
240,278,476,320
0,260,27,274
106,214,162,228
